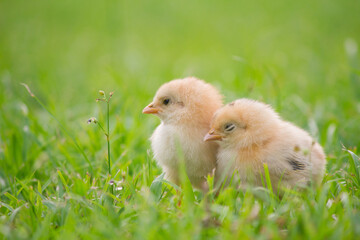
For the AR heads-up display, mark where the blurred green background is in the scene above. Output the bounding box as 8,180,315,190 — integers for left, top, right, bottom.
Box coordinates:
0,0,360,238
1,0,360,182
1,0,360,190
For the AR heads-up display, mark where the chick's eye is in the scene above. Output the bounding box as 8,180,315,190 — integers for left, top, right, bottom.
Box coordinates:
224,123,235,132
163,98,170,105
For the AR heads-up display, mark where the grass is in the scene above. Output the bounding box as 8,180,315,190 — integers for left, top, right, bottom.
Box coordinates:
0,0,360,239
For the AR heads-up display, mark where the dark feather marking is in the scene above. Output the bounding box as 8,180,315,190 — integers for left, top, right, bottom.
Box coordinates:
288,157,306,171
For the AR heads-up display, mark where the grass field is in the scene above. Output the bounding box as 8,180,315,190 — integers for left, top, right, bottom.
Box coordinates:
1,0,360,239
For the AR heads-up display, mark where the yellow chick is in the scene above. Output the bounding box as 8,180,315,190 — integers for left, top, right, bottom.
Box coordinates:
143,77,223,190
204,99,326,191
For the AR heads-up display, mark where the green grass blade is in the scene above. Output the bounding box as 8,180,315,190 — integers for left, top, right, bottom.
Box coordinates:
57,170,70,193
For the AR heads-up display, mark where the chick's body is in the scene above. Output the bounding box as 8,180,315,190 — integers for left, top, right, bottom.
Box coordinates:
205,99,326,190
143,77,223,189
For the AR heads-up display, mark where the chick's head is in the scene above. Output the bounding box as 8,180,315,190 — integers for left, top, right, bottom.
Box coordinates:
204,99,281,148
143,77,223,125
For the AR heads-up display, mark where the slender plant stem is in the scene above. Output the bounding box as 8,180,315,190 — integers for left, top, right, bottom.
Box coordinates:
107,100,111,175
106,99,113,195
96,122,107,136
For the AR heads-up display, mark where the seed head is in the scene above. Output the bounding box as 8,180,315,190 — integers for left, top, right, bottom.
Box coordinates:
87,117,98,124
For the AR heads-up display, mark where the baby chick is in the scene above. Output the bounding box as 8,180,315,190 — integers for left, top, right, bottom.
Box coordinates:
143,77,223,190
204,99,326,191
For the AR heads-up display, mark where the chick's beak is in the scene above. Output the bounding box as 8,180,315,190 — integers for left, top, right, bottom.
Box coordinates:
203,129,222,142
142,103,160,114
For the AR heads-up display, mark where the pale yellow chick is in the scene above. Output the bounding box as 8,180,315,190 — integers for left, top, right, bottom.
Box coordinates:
204,99,326,191
143,77,223,190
